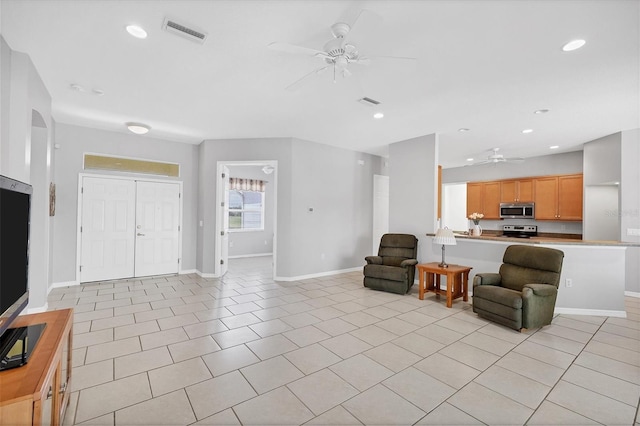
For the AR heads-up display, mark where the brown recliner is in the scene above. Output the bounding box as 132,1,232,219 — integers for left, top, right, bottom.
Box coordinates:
473,245,564,331
363,234,418,295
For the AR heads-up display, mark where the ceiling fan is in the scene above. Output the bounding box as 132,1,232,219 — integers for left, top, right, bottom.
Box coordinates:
471,148,525,165
268,10,416,90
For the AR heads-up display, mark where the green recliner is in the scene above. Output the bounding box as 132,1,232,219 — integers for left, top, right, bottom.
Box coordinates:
363,233,418,295
472,245,564,331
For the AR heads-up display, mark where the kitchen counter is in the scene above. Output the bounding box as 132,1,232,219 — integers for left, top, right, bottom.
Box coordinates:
446,233,640,247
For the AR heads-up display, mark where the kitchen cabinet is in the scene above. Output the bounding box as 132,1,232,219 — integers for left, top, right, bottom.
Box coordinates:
501,179,533,203
533,174,583,220
466,181,500,219
0,309,73,426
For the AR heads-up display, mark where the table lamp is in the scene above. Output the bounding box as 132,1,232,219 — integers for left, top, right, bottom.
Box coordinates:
433,228,456,268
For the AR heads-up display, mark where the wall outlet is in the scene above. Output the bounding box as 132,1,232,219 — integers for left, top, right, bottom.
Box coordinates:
565,278,573,288
627,228,640,236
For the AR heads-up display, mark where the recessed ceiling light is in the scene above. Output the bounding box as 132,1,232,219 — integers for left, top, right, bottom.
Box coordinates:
550,145,559,149
126,25,147,39
70,83,85,92
458,128,470,132
92,89,105,96
522,129,533,134
534,109,549,114
373,112,384,119
562,39,586,52
126,122,150,135
466,158,474,162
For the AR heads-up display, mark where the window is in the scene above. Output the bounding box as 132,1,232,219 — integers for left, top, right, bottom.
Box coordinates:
228,190,264,231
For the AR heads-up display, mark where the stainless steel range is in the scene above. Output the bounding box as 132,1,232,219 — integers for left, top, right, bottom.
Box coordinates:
501,225,538,238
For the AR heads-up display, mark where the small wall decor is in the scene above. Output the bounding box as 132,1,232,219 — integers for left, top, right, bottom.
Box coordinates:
49,182,56,216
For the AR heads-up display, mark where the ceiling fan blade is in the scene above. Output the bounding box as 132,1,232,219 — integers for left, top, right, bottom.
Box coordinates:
342,9,383,46
366,55,418,62
268,42,330,59
285,65,330,91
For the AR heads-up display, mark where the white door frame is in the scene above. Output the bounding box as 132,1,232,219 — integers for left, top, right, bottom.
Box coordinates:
214,160,278,279
75,172,184,284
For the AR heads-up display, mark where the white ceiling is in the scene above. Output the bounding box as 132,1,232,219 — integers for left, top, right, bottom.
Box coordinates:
1,0,638,168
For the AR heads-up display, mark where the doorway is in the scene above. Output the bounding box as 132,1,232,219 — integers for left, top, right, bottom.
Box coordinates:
215,161,277,279
78,175,182,283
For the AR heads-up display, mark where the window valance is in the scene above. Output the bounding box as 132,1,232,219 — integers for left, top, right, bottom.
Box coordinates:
229,177,266,192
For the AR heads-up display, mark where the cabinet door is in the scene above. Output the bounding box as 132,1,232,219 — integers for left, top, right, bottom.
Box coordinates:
466,183,483,218
500,180,517,202
517,179,534,202
558,174,583,220
483,182,501,219
534,177,558,219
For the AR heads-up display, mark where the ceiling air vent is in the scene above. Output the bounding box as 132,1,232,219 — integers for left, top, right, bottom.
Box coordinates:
357,97,381,107
162,18,207,44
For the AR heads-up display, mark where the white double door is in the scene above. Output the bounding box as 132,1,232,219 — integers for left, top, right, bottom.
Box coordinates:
80,176,180,283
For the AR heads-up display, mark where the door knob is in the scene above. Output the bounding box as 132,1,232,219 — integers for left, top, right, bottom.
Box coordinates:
137,233,145,236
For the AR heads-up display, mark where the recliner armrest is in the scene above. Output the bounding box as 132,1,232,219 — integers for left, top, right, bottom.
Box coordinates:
365,256,383,265
400,259,418,267
523,284,557,297
473,273,502,287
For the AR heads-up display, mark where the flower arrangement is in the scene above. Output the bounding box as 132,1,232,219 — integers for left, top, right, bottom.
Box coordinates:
468,212,484,225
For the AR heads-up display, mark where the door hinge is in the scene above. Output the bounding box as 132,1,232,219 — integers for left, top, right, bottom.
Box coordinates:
220,231,225,236
178,258,180,264
80,226,83,233
81,187,84,194
221,201,225,207
179,193,181,198
222,173,226,178
178,225,181,231
220,259,225,265
79,265,82,272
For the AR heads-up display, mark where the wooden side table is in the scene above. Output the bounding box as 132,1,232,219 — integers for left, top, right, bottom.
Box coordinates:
417,262,472,308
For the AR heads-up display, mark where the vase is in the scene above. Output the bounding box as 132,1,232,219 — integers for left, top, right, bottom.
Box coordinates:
473,224,482,236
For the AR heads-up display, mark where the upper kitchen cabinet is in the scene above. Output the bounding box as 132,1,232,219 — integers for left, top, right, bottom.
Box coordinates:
534,174,583,220
466,181,501,219
501,179,533,203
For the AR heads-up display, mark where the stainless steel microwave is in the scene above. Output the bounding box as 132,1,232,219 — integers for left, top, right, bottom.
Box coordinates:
500,203,535,219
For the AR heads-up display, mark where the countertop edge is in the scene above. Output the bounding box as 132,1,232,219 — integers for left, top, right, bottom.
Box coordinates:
426,233,639,247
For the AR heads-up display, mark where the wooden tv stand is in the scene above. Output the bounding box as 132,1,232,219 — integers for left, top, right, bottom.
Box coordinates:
0,309,73,425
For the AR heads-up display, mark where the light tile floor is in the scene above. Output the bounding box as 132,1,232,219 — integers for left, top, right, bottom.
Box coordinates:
48,256,640,425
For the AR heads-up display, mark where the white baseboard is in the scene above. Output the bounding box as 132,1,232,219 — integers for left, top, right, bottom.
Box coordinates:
26,303,48,314
229,253,273,259
275,267,361,282
51,280,80,289
554,307,627,318
625,291,640,298
179,269,197,275
195,270,219,279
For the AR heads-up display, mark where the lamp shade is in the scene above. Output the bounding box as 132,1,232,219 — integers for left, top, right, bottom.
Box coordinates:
433,228,456,246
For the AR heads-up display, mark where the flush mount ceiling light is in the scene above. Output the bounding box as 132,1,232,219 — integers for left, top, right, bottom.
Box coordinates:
373,112,384,119
126,122,150,135
562,39,586,52
126,24,148,39
550,145,560,149
466,158,474,162
534,109,549,114
522,129,533,134
458,128,470,132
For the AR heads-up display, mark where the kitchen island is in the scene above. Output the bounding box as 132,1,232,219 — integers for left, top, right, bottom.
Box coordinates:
426,233,639,317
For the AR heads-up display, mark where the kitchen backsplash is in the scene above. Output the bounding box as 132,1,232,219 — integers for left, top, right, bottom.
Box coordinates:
469,220,583,235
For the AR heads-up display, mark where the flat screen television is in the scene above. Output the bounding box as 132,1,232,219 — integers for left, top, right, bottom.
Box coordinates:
0,174,39,370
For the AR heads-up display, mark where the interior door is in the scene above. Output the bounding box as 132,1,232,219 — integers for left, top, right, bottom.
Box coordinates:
219,166,230,276
134,181,180,277
80,177,136,282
